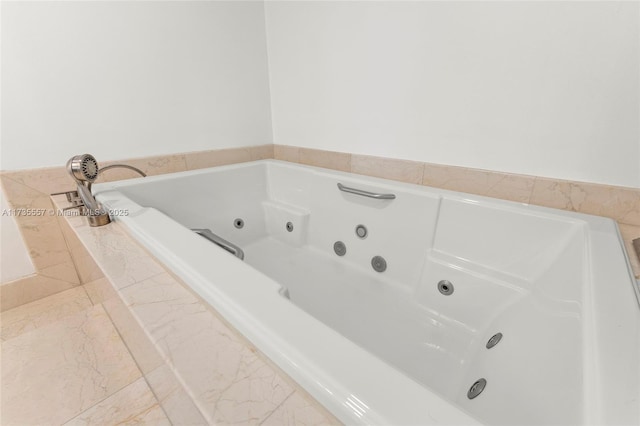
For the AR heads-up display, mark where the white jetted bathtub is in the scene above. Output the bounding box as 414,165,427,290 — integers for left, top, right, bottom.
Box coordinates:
95,160,640,425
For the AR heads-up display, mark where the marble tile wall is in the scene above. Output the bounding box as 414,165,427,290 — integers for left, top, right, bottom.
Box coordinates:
3,142,640,312
274,145,640,227
0,145,273,310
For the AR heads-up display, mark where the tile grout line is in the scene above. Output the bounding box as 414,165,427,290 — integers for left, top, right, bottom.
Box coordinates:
97,302,176,425
110,270,169,293
0,286,89,341
1,173,52,197
56,302,146,425
257,389,296,426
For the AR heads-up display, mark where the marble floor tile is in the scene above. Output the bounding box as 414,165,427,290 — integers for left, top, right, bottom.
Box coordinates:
39,260,81,285
63,377,170,426
1,304,141,425
0,273,79,312
1,286,92,341
83,277,116,305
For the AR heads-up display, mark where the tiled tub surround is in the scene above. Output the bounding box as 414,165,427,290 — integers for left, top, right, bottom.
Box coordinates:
49,194,338,425
275,145,640,226
93,160,639,425
0,145,273,311
4,142,640,312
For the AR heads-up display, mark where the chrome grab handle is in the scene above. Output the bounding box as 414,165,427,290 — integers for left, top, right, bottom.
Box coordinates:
192,228,244,260
337,183,396,200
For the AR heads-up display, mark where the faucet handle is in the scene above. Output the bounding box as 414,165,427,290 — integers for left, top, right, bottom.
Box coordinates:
50,189,82,205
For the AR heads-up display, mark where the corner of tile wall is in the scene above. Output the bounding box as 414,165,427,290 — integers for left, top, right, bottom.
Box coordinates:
273,144,300,163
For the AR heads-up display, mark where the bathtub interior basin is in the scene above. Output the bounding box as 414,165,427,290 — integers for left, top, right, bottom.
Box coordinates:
95,160,640,426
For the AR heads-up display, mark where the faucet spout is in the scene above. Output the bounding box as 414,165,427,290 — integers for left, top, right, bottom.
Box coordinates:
75,182,100,212
75,183,111,227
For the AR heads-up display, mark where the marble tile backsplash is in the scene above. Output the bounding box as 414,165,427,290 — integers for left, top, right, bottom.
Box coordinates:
3,142,640,313
273,145,640,228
